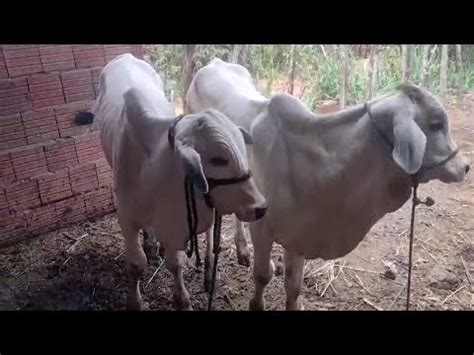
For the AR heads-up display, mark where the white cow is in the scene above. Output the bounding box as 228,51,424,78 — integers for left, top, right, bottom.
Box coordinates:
93,54,267,310
187,58,470,310
186,58,269,288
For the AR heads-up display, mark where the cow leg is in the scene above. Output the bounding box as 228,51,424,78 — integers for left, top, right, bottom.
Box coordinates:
249,222,274,311
284,249,305,310
165,249,192,311
204,226,213,292
234,217,250,267
121,219,147,311
142,228,159,265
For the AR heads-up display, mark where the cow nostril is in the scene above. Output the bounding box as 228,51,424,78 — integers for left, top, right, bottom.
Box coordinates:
254,206,267,220
466,164,470,174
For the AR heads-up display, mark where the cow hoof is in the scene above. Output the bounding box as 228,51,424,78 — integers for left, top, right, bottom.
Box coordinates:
127,296,144,311
173,294,192,311
237,251,250,267
249,297,265,311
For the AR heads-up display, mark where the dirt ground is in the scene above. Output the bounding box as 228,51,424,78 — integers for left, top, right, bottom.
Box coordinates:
1,94,473,311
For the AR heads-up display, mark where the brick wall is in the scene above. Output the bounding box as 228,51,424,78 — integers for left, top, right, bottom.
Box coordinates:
0,45,144,246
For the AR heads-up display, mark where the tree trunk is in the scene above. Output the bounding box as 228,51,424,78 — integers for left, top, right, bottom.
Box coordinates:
288,45,297,95
182,45,196,113
420,45,430,87
455,44,464,102
440,45,449,103
239,45,248,66
340,45,349,109
366,45,377,100
230,45,242,63
401,45,413,83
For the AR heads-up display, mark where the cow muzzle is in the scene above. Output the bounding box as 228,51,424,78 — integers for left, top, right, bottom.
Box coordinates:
417,150,470,183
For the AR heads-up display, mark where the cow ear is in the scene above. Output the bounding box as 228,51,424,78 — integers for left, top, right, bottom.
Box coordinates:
123,87,160,156
175,141,209,193
239,127,253,145
392,110,426,174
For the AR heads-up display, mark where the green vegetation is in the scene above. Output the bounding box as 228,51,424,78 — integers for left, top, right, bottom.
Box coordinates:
144,45,474,108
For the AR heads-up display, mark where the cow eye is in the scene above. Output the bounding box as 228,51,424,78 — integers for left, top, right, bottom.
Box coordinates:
430,122,444,131
210,157,228,166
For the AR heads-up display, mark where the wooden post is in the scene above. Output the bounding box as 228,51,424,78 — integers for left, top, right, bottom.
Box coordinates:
401,45,413,83
366,45,377,100
182,45,196,113
455,45,464,103
440,45,449,103
340,45,349,109
288,45,297,95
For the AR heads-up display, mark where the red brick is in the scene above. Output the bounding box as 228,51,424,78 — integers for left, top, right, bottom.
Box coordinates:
69,161,95,174
47,154,78,171
0,86,29,99
59,126,89,138
0,113,22,126
40,51,74,64
0,94,30,107
27,131,60,145
10,143,44,160
41,188,72,205
72,45,103,52
14,164,48,181
74,48,105,59
37,170,68,184
2,46,40,59
43,61,76,73
21,107,54,121
98,173,113,187
54,101,88,115
44,138,75,153
55,194,85,214
0,69,8,79
96,164,111,174
79,153,104,164
22,114,56,129
0,214,27,243
32,97,65,109
76,145,102,157
0,138,27,151
76,57,106,69
63,84,95,96
6,56,42,68
61,69,92,83
103,45,133,56
0,130,26,144
66,92,96,103
7,65,43,78
91,66,103,78
27,73,60,86
69,169,96,183
28,81,63,94
6,180,41,211
71,181,98,194
0,102,33,116
0,122,24,135
30,89,64,102
0,77,28,90
26,204,59,234
39,45,73,57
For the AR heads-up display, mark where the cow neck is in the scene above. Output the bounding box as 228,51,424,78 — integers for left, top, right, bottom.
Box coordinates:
364,100,458,311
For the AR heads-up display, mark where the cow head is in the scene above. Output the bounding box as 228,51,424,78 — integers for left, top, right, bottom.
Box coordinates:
391,83,469,183
173,109,267,222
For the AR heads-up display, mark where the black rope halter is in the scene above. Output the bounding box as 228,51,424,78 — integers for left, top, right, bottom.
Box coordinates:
168,114,252,310
364,102,459,310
